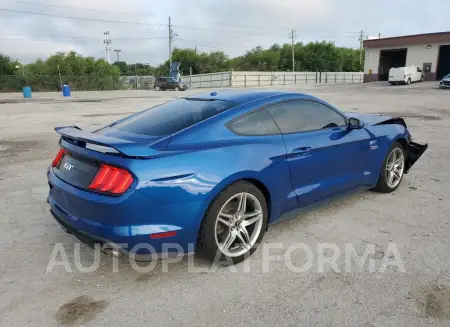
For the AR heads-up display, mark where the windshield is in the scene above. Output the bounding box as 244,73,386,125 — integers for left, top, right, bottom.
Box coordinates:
110,98,236,136
445,74,450,79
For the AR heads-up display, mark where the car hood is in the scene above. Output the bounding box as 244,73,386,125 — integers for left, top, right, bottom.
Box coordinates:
345,112,394,125
441,78,450,82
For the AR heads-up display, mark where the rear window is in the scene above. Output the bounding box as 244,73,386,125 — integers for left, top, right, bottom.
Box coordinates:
111,98,236,136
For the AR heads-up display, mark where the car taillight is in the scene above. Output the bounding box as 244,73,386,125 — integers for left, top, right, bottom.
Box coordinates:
88,164,133,195
52,148,66,167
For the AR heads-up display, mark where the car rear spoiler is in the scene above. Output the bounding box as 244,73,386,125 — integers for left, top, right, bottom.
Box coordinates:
55,126,160,158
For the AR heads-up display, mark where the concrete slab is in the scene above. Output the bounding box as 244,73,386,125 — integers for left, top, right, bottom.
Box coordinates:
0,81,449,327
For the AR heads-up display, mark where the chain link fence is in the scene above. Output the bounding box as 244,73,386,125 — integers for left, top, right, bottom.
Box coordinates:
1,72,363,92
0,75,156,92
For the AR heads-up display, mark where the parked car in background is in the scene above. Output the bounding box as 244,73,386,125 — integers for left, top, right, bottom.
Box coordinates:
154,77,187,91
388,66,425,85
47,90,427,264
439,73,450,89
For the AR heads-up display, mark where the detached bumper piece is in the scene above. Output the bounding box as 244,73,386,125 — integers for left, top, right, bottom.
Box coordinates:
406,141,428,173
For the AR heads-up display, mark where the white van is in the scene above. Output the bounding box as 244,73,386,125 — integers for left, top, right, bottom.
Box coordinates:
388,66,425,85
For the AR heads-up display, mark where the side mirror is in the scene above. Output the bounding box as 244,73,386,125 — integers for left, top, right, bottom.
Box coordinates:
348,117,363,129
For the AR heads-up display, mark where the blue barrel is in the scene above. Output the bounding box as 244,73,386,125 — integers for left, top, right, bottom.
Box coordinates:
62,84,71,97
22,86,32,99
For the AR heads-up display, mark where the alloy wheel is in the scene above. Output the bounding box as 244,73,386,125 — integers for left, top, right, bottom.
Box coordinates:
385,148,405,188
214,192,263,257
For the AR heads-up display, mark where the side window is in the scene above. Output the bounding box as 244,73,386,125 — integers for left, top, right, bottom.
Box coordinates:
229,109,280,135
267,100,346,134
417,67,421,72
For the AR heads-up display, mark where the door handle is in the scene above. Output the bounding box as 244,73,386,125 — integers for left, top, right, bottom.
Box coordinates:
292,147,312,156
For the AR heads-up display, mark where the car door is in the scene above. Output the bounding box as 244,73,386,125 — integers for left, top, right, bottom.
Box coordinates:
266,99,371,206
415,66,422,81
161,78,168,90
167,78,176,90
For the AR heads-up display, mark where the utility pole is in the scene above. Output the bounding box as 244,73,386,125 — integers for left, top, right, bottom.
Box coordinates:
378,33,381,39
168,16,177,68
359,30,364,71
104,31,112,64
114,49,121,62
289,30,297,72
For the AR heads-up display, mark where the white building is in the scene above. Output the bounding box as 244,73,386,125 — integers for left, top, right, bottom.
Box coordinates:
363,32,450,82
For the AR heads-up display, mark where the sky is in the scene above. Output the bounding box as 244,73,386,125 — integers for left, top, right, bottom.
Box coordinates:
0,0,449,65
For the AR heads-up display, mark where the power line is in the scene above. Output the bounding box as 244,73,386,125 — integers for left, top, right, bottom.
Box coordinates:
0,8,274,37
182,18,360,35
0,8,166,27
0,32,167,40
10,0,149,18
0,8,360,37
11,0,360,35
11,0,153,17
176,38,252,49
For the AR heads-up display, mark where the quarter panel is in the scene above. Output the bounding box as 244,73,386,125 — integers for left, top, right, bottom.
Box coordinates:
135,135,294,222
363,124,408,185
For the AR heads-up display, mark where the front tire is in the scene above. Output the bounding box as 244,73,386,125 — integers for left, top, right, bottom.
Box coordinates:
373,142,406,193
406,78,411,85
155,86,161,91
420,75,425,82
174,86,180,91
199,181,268,265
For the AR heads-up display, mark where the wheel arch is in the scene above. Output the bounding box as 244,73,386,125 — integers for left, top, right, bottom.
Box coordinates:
203,173,272,220
395,137,408,150
195,173,273,249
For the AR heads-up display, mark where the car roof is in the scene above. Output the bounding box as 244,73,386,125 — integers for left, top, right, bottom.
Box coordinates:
185,89,306,105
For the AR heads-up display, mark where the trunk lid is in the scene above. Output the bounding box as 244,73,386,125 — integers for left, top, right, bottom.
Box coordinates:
53,151,99,189
55,126,168,158
53,126,169,192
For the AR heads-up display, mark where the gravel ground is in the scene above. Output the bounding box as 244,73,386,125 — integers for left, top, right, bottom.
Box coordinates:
1,82,449,327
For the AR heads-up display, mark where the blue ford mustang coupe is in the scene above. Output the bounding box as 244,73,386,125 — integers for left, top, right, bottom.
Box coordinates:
47,90,427,263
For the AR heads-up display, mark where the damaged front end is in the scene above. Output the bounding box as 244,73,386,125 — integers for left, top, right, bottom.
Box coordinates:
373,116,427,173
405,141,428,173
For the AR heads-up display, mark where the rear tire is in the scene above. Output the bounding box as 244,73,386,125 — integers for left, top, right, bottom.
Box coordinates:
155,86,160,91
373,142,406,193
199,181,268,265
174,86,180,91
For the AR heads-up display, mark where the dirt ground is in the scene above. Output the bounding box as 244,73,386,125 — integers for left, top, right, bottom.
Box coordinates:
1,82,450,327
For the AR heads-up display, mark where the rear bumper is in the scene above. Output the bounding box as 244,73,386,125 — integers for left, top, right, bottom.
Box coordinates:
47,167,203,257
389,79,406,84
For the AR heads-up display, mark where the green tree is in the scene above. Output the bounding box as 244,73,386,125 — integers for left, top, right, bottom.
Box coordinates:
4,51,123,91
0,54,18,75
